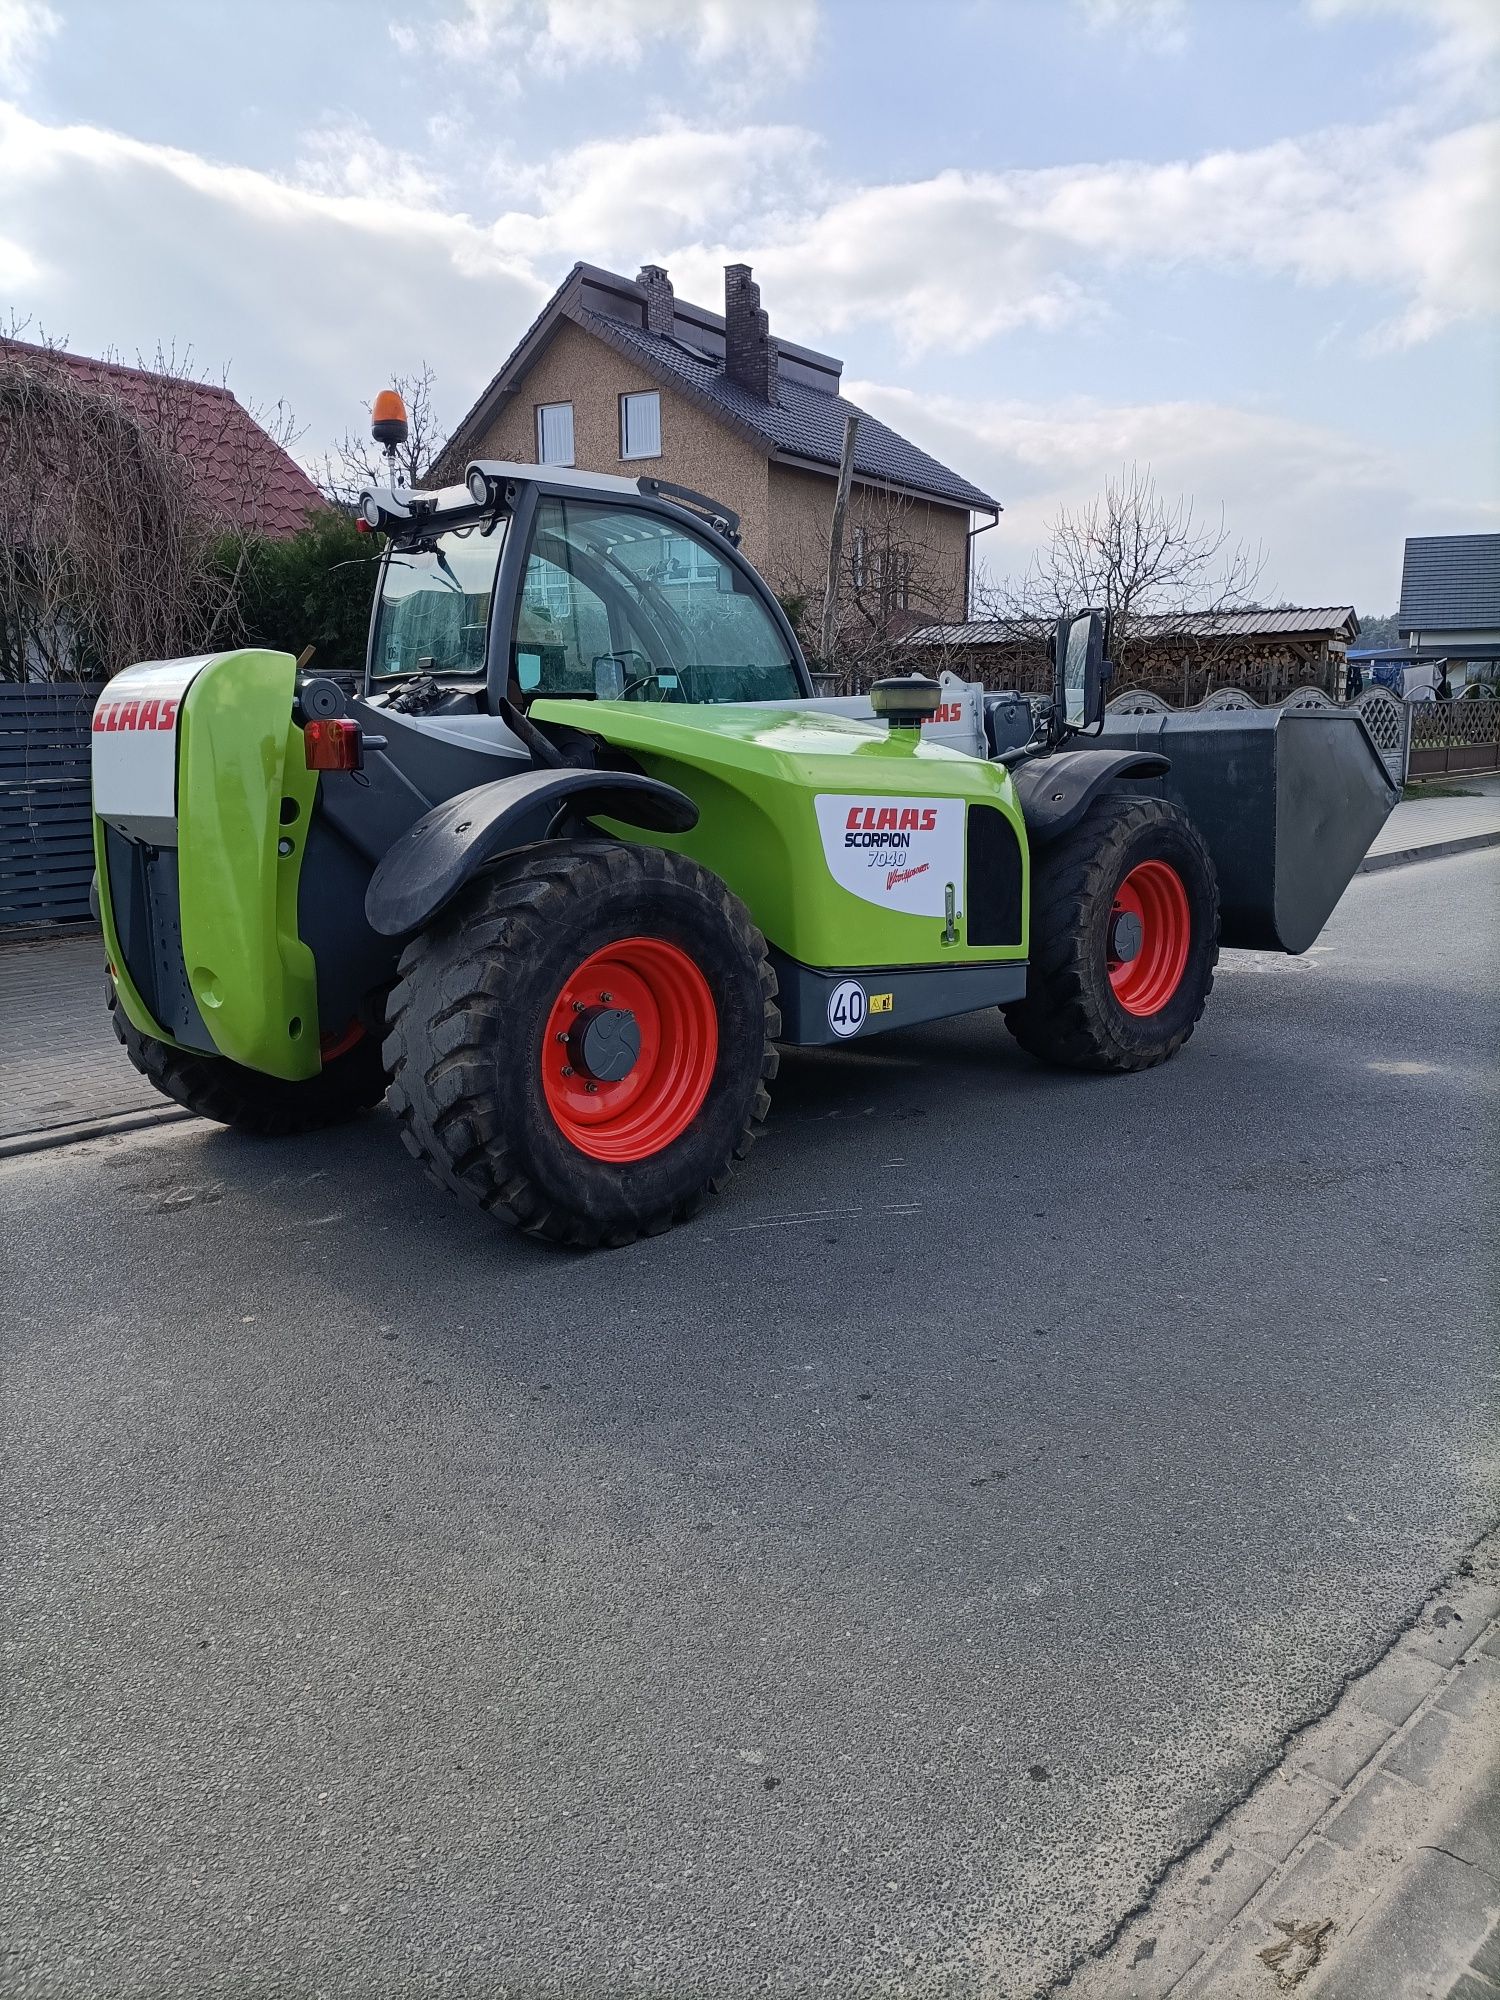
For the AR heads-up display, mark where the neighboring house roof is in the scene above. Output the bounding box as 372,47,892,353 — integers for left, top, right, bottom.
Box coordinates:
2,339,323,536
437,262,998,514
1397,534,1500,634
903,608,1360,646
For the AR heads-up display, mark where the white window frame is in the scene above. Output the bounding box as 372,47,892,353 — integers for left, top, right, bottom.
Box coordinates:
536,402,574,467
619,390,661,462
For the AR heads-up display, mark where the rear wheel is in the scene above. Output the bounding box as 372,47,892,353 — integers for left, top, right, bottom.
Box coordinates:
1004,795,1218,1072
383,839,779,1248
109,982,389,1133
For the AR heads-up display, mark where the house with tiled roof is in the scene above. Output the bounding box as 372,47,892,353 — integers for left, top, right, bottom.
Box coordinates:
434,262,999,624
1397,534,1500,660
4,338,323,537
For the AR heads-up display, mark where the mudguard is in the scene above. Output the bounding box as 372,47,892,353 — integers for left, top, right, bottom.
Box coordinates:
1011,748,1171,846
364,768,698,937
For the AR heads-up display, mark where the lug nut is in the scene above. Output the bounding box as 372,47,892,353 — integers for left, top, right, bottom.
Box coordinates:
555,1031,568,1043
561,1065,574,1078
584,1083,598,1095
572,1000,586,1013
599,991,612,1002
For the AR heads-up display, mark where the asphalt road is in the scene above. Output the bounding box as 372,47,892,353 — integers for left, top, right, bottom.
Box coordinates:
3,852,1497,2000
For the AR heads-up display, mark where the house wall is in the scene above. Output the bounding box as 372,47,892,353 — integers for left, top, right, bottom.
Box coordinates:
1404,627,1500,651
763,461,971,622
469,319,773,569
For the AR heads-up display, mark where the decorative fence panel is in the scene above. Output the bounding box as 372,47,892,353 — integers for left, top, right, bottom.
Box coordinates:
1106,683,1412,785
1407,699,1500,777
1349,688,1411,787
0,681,102,928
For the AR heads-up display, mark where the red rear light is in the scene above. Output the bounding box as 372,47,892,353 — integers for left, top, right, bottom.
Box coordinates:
354,517,372,534
304,718,363,771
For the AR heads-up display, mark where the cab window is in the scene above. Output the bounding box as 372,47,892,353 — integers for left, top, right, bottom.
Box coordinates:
511,499,801,703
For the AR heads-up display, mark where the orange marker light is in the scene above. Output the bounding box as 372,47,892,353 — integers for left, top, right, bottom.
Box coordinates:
304,718,364,772
371,388,409,448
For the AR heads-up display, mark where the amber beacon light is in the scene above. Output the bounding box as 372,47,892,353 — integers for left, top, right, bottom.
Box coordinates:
371,388,409,448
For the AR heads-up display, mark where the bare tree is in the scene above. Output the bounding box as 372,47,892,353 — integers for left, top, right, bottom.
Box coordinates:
315,362,447,503
989,463,1266,703
769,485,970,691
0,322,268,680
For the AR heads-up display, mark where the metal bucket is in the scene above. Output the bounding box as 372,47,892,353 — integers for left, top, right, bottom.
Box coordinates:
1096,707,1399,952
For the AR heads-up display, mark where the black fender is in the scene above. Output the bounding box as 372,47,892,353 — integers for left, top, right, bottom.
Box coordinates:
1010,748,1170,847
365,769,698,937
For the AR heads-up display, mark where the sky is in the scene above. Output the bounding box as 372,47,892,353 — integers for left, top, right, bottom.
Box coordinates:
1,0,1496,612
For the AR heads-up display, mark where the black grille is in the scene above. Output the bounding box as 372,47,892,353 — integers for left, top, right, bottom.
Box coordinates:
966,805,1023,947
103,825,214,1049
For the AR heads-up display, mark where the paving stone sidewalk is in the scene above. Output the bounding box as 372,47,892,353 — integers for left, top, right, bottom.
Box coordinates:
1364,774,1500,869
1063,1528,1500,2000
0,930,173,1146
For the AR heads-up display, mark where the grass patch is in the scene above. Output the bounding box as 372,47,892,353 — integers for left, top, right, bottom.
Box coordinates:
1402,783,1481,800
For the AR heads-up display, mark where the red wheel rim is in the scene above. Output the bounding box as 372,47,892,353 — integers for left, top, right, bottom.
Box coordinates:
540,937,718,1162
1107,860,1192,1017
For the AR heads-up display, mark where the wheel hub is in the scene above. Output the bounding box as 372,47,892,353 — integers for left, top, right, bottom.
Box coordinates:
570,1006,641,1083
541,938,719,1162
1108,908,1144,964
1106,860,1192,1017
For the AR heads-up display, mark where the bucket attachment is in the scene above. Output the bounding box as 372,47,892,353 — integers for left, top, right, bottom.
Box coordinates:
1096,708,1399,953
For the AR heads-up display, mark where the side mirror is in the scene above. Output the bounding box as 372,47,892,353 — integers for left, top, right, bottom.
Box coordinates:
593,653,627,701
1053,610,1108,731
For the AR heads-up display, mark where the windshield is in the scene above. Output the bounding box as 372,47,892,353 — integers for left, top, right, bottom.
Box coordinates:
370,521,505,680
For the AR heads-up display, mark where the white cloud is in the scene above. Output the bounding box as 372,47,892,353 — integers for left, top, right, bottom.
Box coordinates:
648,114,1498,356
292,120,450,209
400,0,819,80
1076,0,1189,53
1309,0,1500,85
0,104,546,457
487,122,821,265
847,379,1492,609
0,0,57,90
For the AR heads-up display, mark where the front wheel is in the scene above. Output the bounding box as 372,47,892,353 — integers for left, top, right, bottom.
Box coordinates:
383,840,780,1248
1004,795,1219,1072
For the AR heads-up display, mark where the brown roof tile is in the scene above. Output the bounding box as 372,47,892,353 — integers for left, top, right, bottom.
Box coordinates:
4,339,324,537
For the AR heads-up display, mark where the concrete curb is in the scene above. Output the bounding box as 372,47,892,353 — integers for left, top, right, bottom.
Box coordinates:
1359,829,1500,873
1059,1526,1500,1999
0,1103,192,1160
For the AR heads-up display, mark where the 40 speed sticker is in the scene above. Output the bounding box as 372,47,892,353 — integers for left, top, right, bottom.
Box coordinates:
813,794,965,920
827,980,868,1038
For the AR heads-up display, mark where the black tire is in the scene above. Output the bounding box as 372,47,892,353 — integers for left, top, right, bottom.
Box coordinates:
383,839,779,1249
1004,794,1219,1072
109,981,389,1134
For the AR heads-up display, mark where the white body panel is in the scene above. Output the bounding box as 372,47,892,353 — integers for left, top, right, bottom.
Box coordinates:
814,794,966,920
91,657,215,845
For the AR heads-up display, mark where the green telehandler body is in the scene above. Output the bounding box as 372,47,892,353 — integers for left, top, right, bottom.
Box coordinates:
90,446,1397,1244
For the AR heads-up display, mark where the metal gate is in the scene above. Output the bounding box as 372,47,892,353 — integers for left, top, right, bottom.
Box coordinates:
1408,698,1500,777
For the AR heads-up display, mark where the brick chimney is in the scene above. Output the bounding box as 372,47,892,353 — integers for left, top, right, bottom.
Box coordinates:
723,263,779,404
637,264,675,336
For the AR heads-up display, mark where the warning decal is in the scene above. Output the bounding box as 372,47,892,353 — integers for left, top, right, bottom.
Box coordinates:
814,794,965,920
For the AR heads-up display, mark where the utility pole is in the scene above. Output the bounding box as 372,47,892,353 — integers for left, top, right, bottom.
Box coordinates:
819,411,859,670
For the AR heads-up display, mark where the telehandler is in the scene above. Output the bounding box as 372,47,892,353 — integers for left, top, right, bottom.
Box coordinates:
91,394,1397,1245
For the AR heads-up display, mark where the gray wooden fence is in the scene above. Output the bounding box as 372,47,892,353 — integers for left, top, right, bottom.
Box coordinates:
0,680,103,928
